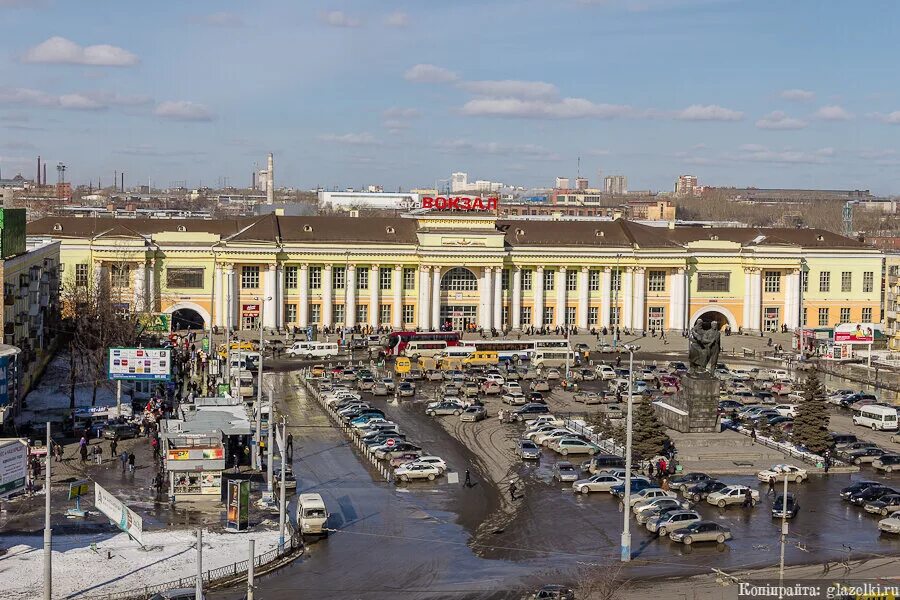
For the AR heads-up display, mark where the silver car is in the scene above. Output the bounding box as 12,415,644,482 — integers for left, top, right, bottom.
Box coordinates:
646,509,701,535
517,439,541,460
572,473,624,494
460,405,487,422
669,521,732,545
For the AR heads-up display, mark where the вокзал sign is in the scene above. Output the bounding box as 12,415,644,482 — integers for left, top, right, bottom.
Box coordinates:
421,196,499,211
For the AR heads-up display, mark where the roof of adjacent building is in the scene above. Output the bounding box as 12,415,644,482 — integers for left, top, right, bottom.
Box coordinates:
26,215,875,250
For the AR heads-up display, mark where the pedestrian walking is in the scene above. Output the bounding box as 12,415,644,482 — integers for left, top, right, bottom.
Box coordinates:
647,462,654,478
93,445,102,465
110,438,118,459
151,437,160,461
286,432,294,461
464,469,472,488
743,488,754,508
120,450,129,472
53,442,62,463
661,477,670,492
767,477,776,497
128,451,136,473
79,444,88,463
509,480,518,501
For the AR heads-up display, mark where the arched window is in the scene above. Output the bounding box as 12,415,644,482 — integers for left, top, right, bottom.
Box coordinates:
441,267,478,291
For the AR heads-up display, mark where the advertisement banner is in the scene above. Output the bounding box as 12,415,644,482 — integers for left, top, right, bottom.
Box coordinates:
0,439,27,497
834,323,875,345
108,348,172,381
242,304,260,317
226,479,250,531
94,483,144,544
139,313,171,333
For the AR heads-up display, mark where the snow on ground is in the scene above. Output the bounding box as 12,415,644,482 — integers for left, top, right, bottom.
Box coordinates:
19,350,117,424
0,524,281,599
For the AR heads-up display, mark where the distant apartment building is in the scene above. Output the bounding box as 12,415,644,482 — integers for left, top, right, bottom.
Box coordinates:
575,177,589,191
555,177,570,189
604,175,627,195
675,175,699,197
451,172,468,193
885,254,899,337
628,199,676,221
450,172,502,194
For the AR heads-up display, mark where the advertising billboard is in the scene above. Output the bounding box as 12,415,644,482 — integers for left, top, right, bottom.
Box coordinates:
0,439,27,497
834,323,875,345
108,348,172,381
94,483,144,544
139,313,171,334
226,479,250,531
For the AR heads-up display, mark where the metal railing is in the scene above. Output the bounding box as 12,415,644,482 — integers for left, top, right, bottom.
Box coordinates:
564,418,625,457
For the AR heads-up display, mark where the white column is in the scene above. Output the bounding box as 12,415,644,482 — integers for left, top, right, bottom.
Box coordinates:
322,265,333,327
133,261,146,312
369,265,379,328
298,265,309,327
669,269,683,330
578,267,589,330
345,264,357,328
783,270,794,329
533,267,544,327
600,267,611,328
392,265,402,329
682,267,690,331
432,266,441,330
481,266,493,330
418,266,430,329
789,269,801,329
750,269,762,331
213,263,223,327
264,264,277,328
225,265,235,329
493,267,503,330
146,259,156,312
622,268,634,330
275,264,284,329
555,267,566,327
511,267,522,330
742,269,752,330
632,268,645,331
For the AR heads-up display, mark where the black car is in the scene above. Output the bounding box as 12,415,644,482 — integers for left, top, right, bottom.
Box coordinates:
839,481,880,500
514,404,551,420
669,472,711,491
772,493,800,518
589,453,626,471
850,486,897,506
532,584,575,600
685,479,728,502
529,391,545,403
102,423,137,440
718,400,744,412
846,447,888,465
830,433,859,448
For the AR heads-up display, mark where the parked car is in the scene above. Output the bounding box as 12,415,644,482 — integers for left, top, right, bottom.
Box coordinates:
529,584,575,600
410,456,447,474
534,428,575,446
873,454,900,473
553,461,579,482
572,473,625,494
531,379,551,392
668,472,711,491
669,521,733,545
587,454,626,474
373,442,422,459
846,447,889,465
830,433,860,448
756,464,808,483
633,497,686,520
646,509,701,535
548,438,600,456
545,368,561,380
502,392,528,406
772,493,800,519
389,453,422,468
459,405,486,422
395,463,441,482
102,423,137,440
627,487,676,507
863,494,900,516
371,381,390,396
517,439,542,460
683,479,728,502
481,381,503,394
513,404,551,421
596,365,617,380
839,480,881,500
850,486,898,506
573,391,602,405
877,516,900,534
397,382,415,397
426,400,466,417
706,485,760,508
611,478,654,498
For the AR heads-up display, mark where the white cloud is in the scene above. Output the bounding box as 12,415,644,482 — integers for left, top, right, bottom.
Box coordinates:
858,149,897,159
728,144,833,165
404,63,458,83
814,104,854,121
21,36,138,67
458,80,559,100
153,101,214,121
192,12,245,27
755,110,808,130
436,139,560,160
779,88,815,102
460,97,633,119
58,94,105,110
85,91,152,106
382,107,421,119
319,10,361,28
675,104,743,121
873,111,900,124
384,11,409,27
317,132,378,145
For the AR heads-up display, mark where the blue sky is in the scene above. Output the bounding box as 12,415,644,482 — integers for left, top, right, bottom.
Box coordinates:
2,0,900,194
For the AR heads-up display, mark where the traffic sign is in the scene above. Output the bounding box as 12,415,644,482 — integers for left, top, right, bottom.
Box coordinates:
385,438,396,448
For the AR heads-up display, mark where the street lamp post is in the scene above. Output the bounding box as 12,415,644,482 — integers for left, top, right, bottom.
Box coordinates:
253,295,272,471
778,473,789,598
613,254,622,348
620,344,638,562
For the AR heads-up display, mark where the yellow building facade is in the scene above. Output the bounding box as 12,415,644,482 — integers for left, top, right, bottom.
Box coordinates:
27,214,883,334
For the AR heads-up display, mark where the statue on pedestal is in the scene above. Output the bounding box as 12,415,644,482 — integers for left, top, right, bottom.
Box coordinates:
688,320,721,375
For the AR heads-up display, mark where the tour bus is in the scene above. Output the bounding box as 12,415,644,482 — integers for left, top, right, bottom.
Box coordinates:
287,342,339,359
459,340,535,362
852,405,899,431
531,349,577,368
384,330,461,355
402,340,448,360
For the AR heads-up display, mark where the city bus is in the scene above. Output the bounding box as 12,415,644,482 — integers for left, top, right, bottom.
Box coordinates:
384,331,461,355
459,340,536,362
533,338,571,351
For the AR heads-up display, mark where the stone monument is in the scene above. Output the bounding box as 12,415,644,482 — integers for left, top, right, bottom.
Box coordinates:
654,320,721,433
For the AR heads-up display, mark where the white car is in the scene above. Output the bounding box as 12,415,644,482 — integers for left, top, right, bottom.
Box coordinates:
756,464,808,483
502,382,523,395
548,438,600,456
634,497,688,522
410,456,447,474
646,509,701,535
502,392,528,406
707,485,760,508
773,404,797,418
627,488,676,507
595,365,617,380
534,428,574,446
395,463,441,482
877,516,900,534
545,368,561,380
572,473,625,494
525,424,559,440
352,417,392,430
528,415,564,428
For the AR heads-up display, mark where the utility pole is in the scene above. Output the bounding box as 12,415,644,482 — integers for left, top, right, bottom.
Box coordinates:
247,539,255,600
620,347,635,562
195,529,203,600
254,297,268,471
43,422,52,600
266,390,275,494
778,474,789,598
278,417,287,553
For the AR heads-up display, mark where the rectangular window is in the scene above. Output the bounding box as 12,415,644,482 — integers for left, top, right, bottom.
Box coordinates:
310,304,321,324
356,268,368,290
333,266,345,290
544,269,555,291
403,268,416,290
566,306,577,324
241,266,259,289
403,304,415,324
309,266,321,289
166,267,204,289
356,305,368,324
75,263,89,286
521,306,532,325
862,307,872,321
697,271,730,292
588,306,599,325
802,307,808,326
818,307,829,326
111,264,130,288
863,271,874,293
285,266,298,290
502,306,509,327
801,271,809,293
522,269,533,291
501,269,510,291
380,267,392,291
840,307,850,323
543,306,554,324
285,304,297,324
764,270,781,293
647,270,666,292
379,303,391,324
841,271,852,293
611,269,621,292
589,269,600,291
566,270,577,291
333,303,345,325
611,306,621,326
819,271,830,293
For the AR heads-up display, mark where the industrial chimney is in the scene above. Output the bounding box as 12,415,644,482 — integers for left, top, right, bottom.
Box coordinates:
37,156,41,186
266,153,274,205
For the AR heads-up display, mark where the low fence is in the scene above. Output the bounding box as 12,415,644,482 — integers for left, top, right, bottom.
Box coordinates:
725,421,856,471
564,418,625,457
91,528,304,600
299,373,393,483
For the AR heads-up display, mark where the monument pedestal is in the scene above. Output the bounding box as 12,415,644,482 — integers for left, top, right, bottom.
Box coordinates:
653,373,720,433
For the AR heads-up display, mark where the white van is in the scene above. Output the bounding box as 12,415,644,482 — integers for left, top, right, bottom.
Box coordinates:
403,340,448,360
288,342,339,359
296,493,329,535
853,405,899,431
532,350,576,368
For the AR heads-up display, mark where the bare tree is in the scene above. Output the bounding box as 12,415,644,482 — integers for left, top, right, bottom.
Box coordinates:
573,562,630,600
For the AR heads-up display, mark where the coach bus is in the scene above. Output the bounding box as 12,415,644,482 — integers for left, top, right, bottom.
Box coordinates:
459,340,535,362
385,330,461,355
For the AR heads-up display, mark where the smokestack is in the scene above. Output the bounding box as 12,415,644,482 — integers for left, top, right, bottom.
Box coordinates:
37,156,41,186
43,163,47,187
121,172,124,192
114,171,117,191
252,171,256,191
266,152,274,205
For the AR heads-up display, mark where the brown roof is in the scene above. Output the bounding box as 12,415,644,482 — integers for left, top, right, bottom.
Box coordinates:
277,215,418,244
664,226,872,248
496,219,681,248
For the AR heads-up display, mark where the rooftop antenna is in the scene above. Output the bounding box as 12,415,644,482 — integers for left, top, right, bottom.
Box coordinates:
577,156,581,179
